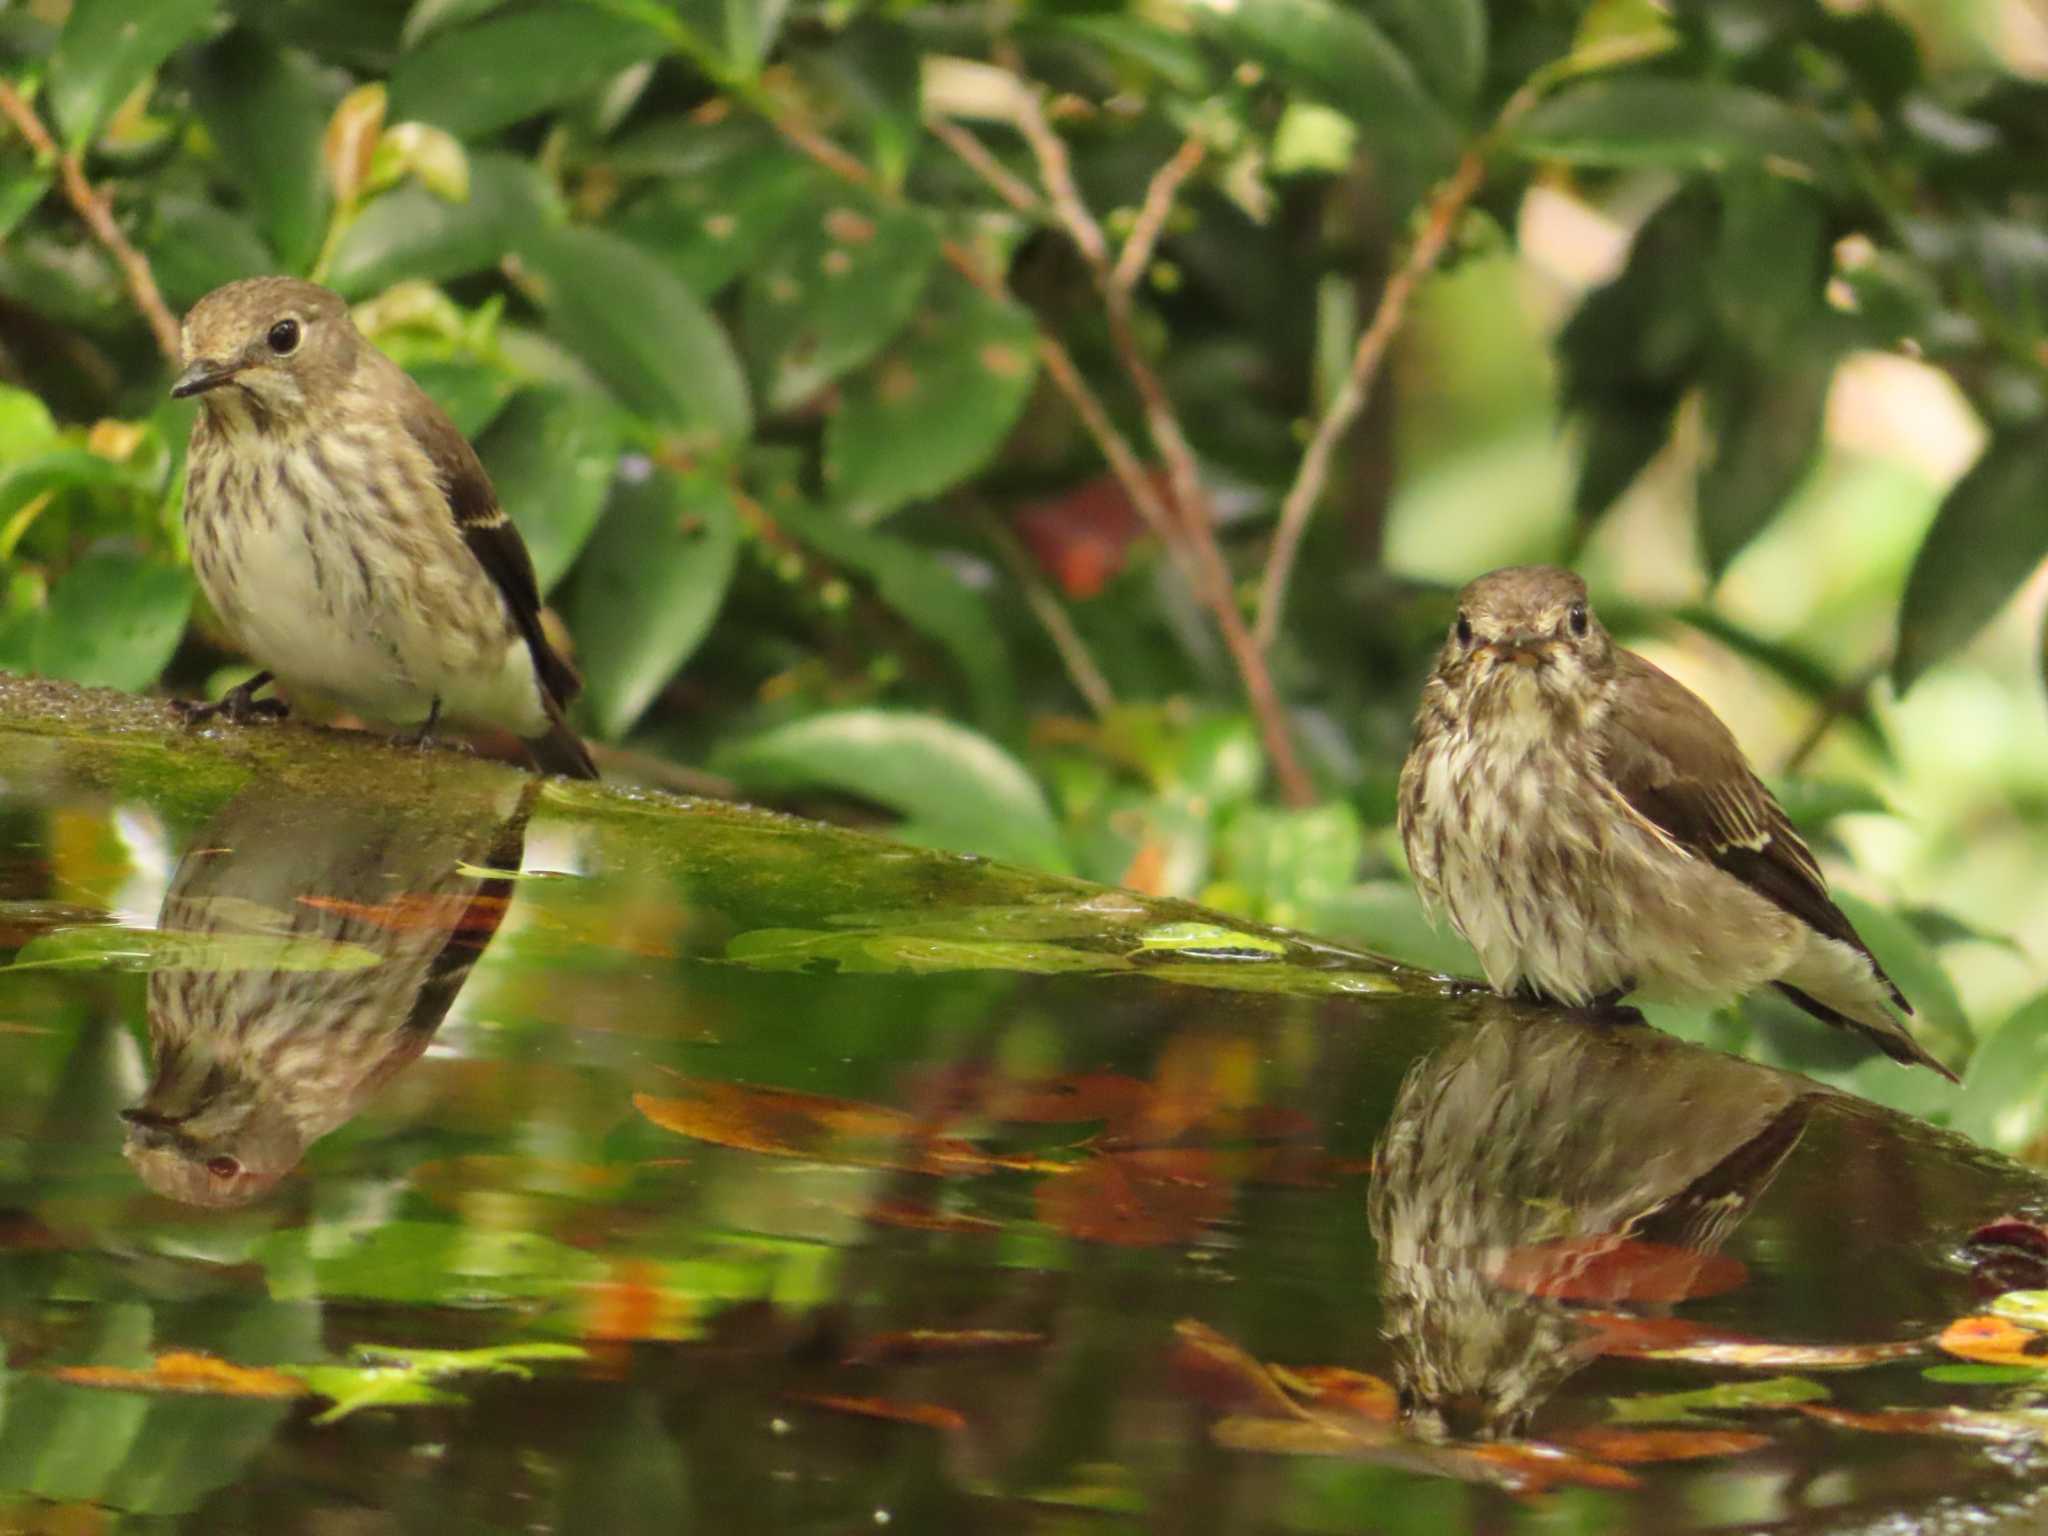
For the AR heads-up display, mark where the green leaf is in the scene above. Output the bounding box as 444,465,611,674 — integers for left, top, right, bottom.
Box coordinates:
475,388,622,592
1924,1364,2048,1385
387,2,671,139
0,389,60,462
1217,803,1366,930
714,710,1070,873
1133,922,1286,956
823,276,1037,522
1696,350,1835,575
325,153,558,300
48,0,217,151
742,199,940,413
518,225,751,442
1510,79,1844,189
401,0,508,49
0,171,51,245
143,196,274,311
303,1343,588,1425
187,29,335,272
768,499,1015,731
613,151,817,301
1608,1376,1828,1426
1990,1291,2048,1330
1364,0,1485,106
256,1221,606,1305
1191,0,1457,184
7,924,383,975
404,359,516,440
721,0,791,69
1894,424,2048,692
1954,992,2048,1153
725,927,1124,976
4,553,193,694
564,465,740,740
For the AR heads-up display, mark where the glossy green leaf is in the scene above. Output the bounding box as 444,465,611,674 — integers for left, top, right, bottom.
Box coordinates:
476,387,622,592
1894,424,2048,691
517,225,751,442
48,0,217,150
143,196,274,311
1365,0,1485,106
1191,0,1457,180
387,3,671,138
1923,1364,2048,1385
400,0,508,49
0,386,57,460
823,276,1037,522
742,200,940,413
325,153,557,300
404,360,516,440
187,29,335,272
768,498,1015,731
1218,803,1366,930
1511,79,1845,189
0,171,51,245
1133,922,1285,956
613,152,817,301
3,553,193,694
1608,1376,1828,1426
714,709,1070,873
565,465,740,740
722,0,791,69
1696,351,1835,575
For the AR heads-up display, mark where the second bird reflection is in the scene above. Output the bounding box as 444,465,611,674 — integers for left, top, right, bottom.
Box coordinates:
1370,1004,1811,1443
122,775,535,1206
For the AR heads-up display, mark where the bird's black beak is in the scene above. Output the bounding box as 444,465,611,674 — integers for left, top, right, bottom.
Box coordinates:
169,358,237,398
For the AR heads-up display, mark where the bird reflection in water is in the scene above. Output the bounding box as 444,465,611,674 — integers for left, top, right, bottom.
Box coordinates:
1370,1005,1810,1443
121,776,534,1206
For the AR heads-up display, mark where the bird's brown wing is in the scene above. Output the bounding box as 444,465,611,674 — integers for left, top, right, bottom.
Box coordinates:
1596,650,1907,1011
401,395,582,708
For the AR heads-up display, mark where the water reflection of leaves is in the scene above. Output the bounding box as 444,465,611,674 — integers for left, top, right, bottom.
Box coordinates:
1606,1376,1829,1425
1799,1403,2048,1445
788,1392,967,1433
1035,1150,1230,1246
1494,1237,1748,1304
8,923,383,974
1555,1426,1771,1462
632,1083,1044,1176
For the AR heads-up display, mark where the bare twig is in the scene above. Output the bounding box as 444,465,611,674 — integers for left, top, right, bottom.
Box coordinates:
924,115,1041,215
977,510,1117,718
1252,146,1486,652
1009,98,1110,269
1778,663,1883,777
1113,137,1204,294
0,81,181,366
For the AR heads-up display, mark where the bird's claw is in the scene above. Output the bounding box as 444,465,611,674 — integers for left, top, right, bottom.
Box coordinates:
173,677,286,726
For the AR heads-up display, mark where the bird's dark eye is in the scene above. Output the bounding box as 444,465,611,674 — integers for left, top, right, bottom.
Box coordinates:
205,1154,241,1180
1568,603,1589,637
266,318,301,355
1455,613,1474,647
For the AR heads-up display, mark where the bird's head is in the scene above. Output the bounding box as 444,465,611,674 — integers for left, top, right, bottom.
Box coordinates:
1432,565,1615,723
119,1045,302,1207
170,276,359,429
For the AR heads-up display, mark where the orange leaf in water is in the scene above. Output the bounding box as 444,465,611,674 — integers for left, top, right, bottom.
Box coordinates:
1038,1149,1230,1246
1937,1314,2048,1366
1495,1238,1747,1303
581,1259,683,1344
1276,1365,1398,1422
633,1084,994,1176
1800,1403,2048,1443
789,1392,966,1433
1578,1312,1722,1355
1557,1426,1771,1463
844,1330,1048,1365
1462,1440,1641,1494
297,891,510,935
1167,1319,1306,1419
52,1351,304,1400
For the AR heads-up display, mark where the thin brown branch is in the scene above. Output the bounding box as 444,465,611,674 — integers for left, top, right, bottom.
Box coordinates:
1113,137,1204,294
977,509,1116,718
1252,146,1486,654
1008,96,1110,270
1778,662,1883,777
0,81,181,366
926,115,1041,215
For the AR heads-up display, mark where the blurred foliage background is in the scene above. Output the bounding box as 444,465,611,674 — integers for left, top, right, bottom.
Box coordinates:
4,0,2048,1140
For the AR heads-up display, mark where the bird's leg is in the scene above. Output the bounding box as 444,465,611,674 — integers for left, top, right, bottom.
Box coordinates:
172,671,286,725
395,698,444,752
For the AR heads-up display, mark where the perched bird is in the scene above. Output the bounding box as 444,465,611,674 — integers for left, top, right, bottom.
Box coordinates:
1397,564,1955,1080
122,771,532,1207
171,275,598,779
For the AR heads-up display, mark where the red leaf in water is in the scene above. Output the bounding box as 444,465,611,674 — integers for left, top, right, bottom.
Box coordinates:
1038,1149,1231,1246
1494,1238,1747,1303
1012,471,1156,599
1278,1365,1398,1422
789,1392,966,1433
1577,1312,1723,1356
844,1330,1047,1365
633,1084,995,1176
1557,1426,1772,1463
1166,1319,1306,1419
1461,1440,1641,1494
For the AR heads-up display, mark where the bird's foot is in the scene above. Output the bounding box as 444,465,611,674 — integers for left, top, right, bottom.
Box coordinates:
393,699,444,753
173,672,284,726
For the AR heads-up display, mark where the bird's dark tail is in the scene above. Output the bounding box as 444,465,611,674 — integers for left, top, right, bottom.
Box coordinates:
1773,982,1959,1084
526,694,599,780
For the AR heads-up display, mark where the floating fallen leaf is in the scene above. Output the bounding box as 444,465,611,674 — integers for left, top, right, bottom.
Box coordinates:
303,1342,588,1425
1495,1238,1747,1303
1038,1149,1230,1246
633,1083,997,1176
1273,1365,1398,1423
1555,1426,1771,1463
1133,922,1286,958
789,1392,966,1433
1462,1440,1640,1494
51,1350,304,1400
1166,1319,1306,1420
1924,1363,2045,1385
858,1198,1001,1235
1578,1312,1721,1356
1800,1403,2048,1444
1991,1289,2048,1330
1937,1313,2048,1367
297,891,509,935
844,1329,1047,1365
1640,1337,1923,1370
1608,1376,1828,1426
1962,1218,2048,1294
